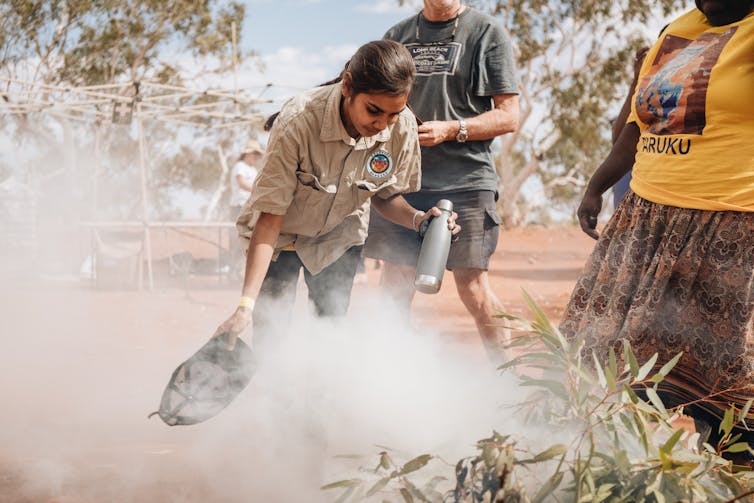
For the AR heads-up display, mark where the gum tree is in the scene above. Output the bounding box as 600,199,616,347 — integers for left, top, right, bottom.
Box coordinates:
0,0,253,221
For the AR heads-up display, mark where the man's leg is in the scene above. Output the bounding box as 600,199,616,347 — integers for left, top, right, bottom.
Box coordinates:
365,196,428,324
443,190,507,364
378,262,417,324
453,268,509,364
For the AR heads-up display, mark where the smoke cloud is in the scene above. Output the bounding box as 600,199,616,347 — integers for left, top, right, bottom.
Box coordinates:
0,245,527,502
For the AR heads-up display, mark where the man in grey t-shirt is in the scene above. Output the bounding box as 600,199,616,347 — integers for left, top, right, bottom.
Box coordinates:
365,0,519,363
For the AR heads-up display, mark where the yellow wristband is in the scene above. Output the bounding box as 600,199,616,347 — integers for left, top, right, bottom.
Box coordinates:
238,296,255,309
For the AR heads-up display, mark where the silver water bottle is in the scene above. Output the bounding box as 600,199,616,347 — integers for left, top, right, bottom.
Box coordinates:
414,199,453,294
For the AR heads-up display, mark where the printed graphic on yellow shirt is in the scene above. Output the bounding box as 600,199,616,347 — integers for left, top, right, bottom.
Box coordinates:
366,150,393,179
635,27,737,136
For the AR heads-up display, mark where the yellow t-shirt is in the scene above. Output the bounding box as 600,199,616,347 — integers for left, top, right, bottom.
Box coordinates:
627,8,754,211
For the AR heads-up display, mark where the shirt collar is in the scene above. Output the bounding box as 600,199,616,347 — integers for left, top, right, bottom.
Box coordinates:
320,82,392,150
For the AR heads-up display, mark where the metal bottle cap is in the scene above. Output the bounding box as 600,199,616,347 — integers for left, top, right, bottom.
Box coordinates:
435,199,453,212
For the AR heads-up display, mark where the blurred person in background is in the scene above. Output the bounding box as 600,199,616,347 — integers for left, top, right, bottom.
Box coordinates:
213,40,459,352
230,139,264,218
229,139,264,279
562,0,754,466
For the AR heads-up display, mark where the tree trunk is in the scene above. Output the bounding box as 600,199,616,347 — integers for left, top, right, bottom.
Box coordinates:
204,145,230,221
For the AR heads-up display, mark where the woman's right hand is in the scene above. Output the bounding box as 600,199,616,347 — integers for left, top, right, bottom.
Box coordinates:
212,306,253,350
577,189,603,240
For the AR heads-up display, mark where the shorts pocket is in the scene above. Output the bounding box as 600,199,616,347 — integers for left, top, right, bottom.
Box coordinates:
484,206,502,229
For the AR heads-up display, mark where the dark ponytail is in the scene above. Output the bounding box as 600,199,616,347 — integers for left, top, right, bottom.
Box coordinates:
264,39,415,131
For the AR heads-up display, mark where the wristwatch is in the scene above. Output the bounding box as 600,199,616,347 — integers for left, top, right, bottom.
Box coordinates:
455,119,468,143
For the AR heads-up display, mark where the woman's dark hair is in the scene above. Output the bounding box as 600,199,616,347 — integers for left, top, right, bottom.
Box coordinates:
264,39,415,131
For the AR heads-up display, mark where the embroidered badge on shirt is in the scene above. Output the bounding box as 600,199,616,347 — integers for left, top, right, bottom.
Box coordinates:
366,150,393,179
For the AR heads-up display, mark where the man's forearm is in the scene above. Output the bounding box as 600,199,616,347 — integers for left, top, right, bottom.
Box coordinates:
464,95,519,141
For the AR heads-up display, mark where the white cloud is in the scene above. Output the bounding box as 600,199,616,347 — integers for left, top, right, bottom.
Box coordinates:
234,44,359,106
161,43,358,116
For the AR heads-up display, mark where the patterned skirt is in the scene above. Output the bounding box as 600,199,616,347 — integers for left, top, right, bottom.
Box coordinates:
560,191,754,427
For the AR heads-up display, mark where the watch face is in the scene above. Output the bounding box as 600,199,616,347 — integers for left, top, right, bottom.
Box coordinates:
456,120,467,142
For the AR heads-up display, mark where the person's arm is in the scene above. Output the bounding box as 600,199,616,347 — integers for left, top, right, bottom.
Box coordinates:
370,194,460,235
416,93,519,146
578,122,640,240
212,212,284,349
611,47,649,144
235,173,256,192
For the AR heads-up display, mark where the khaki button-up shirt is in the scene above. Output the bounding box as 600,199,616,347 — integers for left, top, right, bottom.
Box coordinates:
237,83,421,275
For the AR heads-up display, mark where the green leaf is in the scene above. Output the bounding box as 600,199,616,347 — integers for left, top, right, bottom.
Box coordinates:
532,471,564,503
657,352,683,377
593,483,616,501
403,479,428,502
720,406,735,436
365,477,390,497
624,341,639,378
724,442,752,453
522,290,549,322
397,454,432,476
636,353,658,381
378,451,392,471
321,479,362,490
608,346,618,378
718,469,746,494
644,471,663,499
533,444,568,462
593,351,607,388
482,443,497,467
634,413,651,453
333,485,356,503
622,383,640,404
619,411,637,435
497,353,536,372
424,476,448,491
645,387,668,418
660,428,684,454
739,399,753,424
519,377,568,397
604,362,617,391
399,487,414,503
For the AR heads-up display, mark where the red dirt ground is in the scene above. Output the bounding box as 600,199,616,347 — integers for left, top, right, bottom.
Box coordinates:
0,225,597,502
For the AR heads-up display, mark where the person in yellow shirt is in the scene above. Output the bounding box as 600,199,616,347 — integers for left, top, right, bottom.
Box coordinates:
213,40,459,352
562,0,754,466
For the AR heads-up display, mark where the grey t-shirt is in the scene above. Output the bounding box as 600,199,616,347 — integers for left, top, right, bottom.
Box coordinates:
385,8,518,192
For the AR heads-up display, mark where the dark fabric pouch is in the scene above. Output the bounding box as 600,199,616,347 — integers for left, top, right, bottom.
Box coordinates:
149,333,256,426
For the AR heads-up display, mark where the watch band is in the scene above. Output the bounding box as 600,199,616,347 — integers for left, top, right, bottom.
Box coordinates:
455,119,468,143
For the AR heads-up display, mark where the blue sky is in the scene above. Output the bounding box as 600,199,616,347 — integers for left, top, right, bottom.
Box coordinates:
243,0,417,55
231,0,420,108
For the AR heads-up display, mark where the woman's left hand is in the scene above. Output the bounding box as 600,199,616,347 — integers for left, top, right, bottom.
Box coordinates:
577,190,603,240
